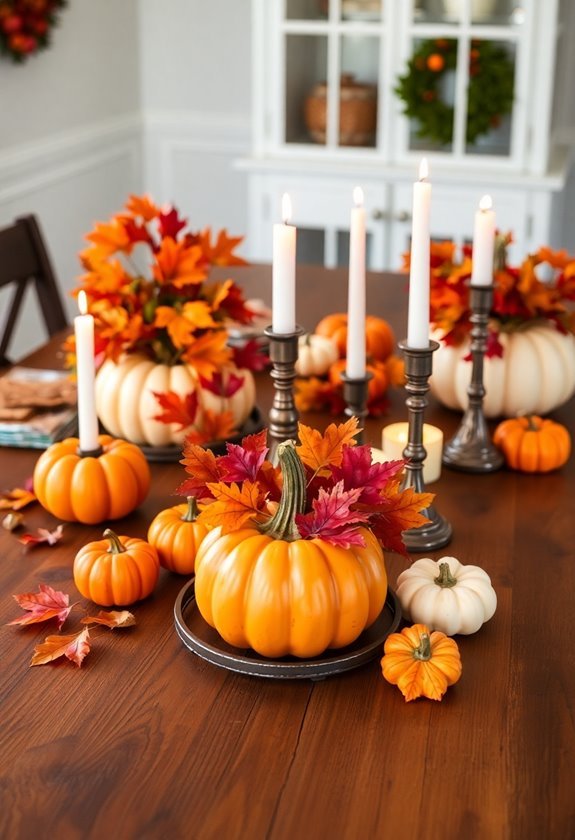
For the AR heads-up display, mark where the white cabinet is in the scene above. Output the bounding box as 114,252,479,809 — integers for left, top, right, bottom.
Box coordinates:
240,0,574,269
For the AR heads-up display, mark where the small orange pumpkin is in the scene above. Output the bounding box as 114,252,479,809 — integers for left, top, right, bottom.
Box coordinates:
381,623,462,702
147,496,208,574
315,313,395,362
328,358,388,402
73,529,160,606
493,415,571,473
33,434,150,524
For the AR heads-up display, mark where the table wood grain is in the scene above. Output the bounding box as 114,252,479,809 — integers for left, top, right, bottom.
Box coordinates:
0,265,573,840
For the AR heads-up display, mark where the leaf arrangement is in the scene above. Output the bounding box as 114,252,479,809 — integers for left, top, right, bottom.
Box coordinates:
177,419,433,556
0,1,67,64
402,234,575,356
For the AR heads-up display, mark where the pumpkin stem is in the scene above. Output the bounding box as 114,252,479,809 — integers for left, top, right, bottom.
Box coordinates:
434,562,457,588
525,415,539,432
103,528,127,554
413,632,432,662
181,496,199,522
258,440,306,541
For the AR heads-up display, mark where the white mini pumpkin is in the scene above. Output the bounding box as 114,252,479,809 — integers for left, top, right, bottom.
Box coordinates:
396,556,497,636
295,333,339,378
431,321,575,418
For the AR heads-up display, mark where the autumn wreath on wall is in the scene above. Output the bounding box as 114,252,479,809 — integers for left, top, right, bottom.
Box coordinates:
0,0,67,63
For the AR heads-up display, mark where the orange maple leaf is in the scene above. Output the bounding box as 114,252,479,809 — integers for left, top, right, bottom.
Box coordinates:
181,331,232,379
81,610,136,629
296,417,359,477
154,301,217,349
195,228,248,267
30,628,91,668
125,194,160,221
180,440,221,481
153,238,207,288
185,409,236,446
0,488,37,511
85,219,131,258
199,480,268,532
369,485,434,556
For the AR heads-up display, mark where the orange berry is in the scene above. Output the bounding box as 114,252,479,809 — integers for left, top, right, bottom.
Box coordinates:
427,54,445,72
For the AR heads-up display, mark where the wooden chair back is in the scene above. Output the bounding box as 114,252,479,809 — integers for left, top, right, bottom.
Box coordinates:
0,215,69,365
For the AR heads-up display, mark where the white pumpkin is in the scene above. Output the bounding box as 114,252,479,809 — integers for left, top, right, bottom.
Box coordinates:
198,364,256,429
396,556,497,636
431,321,575,418
95,355,255,447
295,333,339,378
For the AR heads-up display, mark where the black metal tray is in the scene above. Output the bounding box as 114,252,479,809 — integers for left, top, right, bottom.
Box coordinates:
174,578,401,680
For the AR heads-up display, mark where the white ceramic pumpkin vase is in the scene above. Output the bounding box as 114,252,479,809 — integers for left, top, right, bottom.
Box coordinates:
95,355,256,447
430,321,575,418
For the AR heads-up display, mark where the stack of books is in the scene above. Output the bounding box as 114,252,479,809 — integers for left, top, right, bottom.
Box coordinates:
0,368,77,449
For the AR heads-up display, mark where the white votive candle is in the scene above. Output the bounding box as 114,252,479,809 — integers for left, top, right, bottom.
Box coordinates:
74,290,100,453
407,158,431,348
346,186,366,379
471,195,496,286
380,422,444,484
272,193,296,334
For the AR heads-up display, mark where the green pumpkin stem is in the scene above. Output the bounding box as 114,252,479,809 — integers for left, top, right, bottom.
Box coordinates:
434,562,457,588
258,440,306,542
181,496,199,522
413,633,432,662
103,528,127,554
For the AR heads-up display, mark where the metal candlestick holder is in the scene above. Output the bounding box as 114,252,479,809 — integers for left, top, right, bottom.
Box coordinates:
399,339,453,552
341,371,373,445
264,325,305,458
442,285,504,473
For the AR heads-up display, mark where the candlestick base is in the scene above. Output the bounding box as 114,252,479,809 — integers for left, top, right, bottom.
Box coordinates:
442,284,504,474
76,445,103,458
341,371,373,445
264,325,305,460
398,339,453,553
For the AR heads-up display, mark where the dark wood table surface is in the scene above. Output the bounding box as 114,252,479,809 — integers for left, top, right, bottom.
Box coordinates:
1,265,574,840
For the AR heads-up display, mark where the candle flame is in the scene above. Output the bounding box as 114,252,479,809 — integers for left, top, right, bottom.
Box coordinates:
78,290,88,316
479,194,493,211
353,186,364,207
282,193,292,225
419,158,429,181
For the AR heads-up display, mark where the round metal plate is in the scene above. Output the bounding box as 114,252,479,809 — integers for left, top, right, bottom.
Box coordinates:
174,579,402,680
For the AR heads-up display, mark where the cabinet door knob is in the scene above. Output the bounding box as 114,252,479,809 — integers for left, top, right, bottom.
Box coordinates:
395,210,411,223
371,208,388,221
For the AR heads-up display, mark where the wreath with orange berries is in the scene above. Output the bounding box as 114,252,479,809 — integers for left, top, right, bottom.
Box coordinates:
0,0,66,63
395,39,514,147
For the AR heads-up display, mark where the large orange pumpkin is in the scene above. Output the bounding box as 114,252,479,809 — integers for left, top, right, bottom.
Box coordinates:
194,441,388,659
73,529,160,606
315,313,395,361
33,435,150,524
147,496,209,574
493,415,571,473
328,358,388,402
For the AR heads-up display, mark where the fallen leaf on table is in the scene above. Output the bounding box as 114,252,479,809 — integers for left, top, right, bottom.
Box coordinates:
2,512,24,531
18,524,64,548
81,610,136,629
0,488,37,511
30,628,91,668
7,583,72,629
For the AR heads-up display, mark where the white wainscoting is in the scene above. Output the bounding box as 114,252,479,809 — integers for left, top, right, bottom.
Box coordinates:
0,115,142,359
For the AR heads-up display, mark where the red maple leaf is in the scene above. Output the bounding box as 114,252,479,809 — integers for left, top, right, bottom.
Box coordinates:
18,524,64,548
331,446,405,505
151,390,199,430
296,482,370,548
7,584,73,630
232,339,270,372
217,429,269,482
158,207,187,241
199,371,245,398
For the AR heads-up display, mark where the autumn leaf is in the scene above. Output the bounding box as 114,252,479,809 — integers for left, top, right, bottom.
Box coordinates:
177,441,222,499
296,417,359,477
125,193,160,222
331,446,404,505
232,339,270,372
199,370,245,398
0,487,37,511
153,238,206,288
158,206,188,240
7,584,72,630
368,487,434,556
182,330,233,379
218,430,269,482
199,481,268,532
18,524,64,548
85,219,131,257
296,483,370,548
30,628,91,668
81,610,136,629
152,390,199,430
185,409,236,447
195,227,248,267
154,301,217,348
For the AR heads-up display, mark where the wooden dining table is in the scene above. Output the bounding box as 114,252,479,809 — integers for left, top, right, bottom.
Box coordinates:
1,264,573,840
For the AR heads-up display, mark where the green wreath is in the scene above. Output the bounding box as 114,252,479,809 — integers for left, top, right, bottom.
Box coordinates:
0,1,67,64
395,39,515,147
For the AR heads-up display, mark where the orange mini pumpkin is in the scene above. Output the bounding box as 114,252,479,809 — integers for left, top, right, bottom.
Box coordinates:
381,623,462,702
329,358,388,402
73,529,160,606
33,434,150,524
147,496,208,575
315,313,395,362
493,415,571,473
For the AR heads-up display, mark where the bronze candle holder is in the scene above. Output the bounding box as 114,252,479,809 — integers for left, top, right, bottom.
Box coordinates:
264,325,305,458
341,371,373,445
399,340,452,552
442,285,504,473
